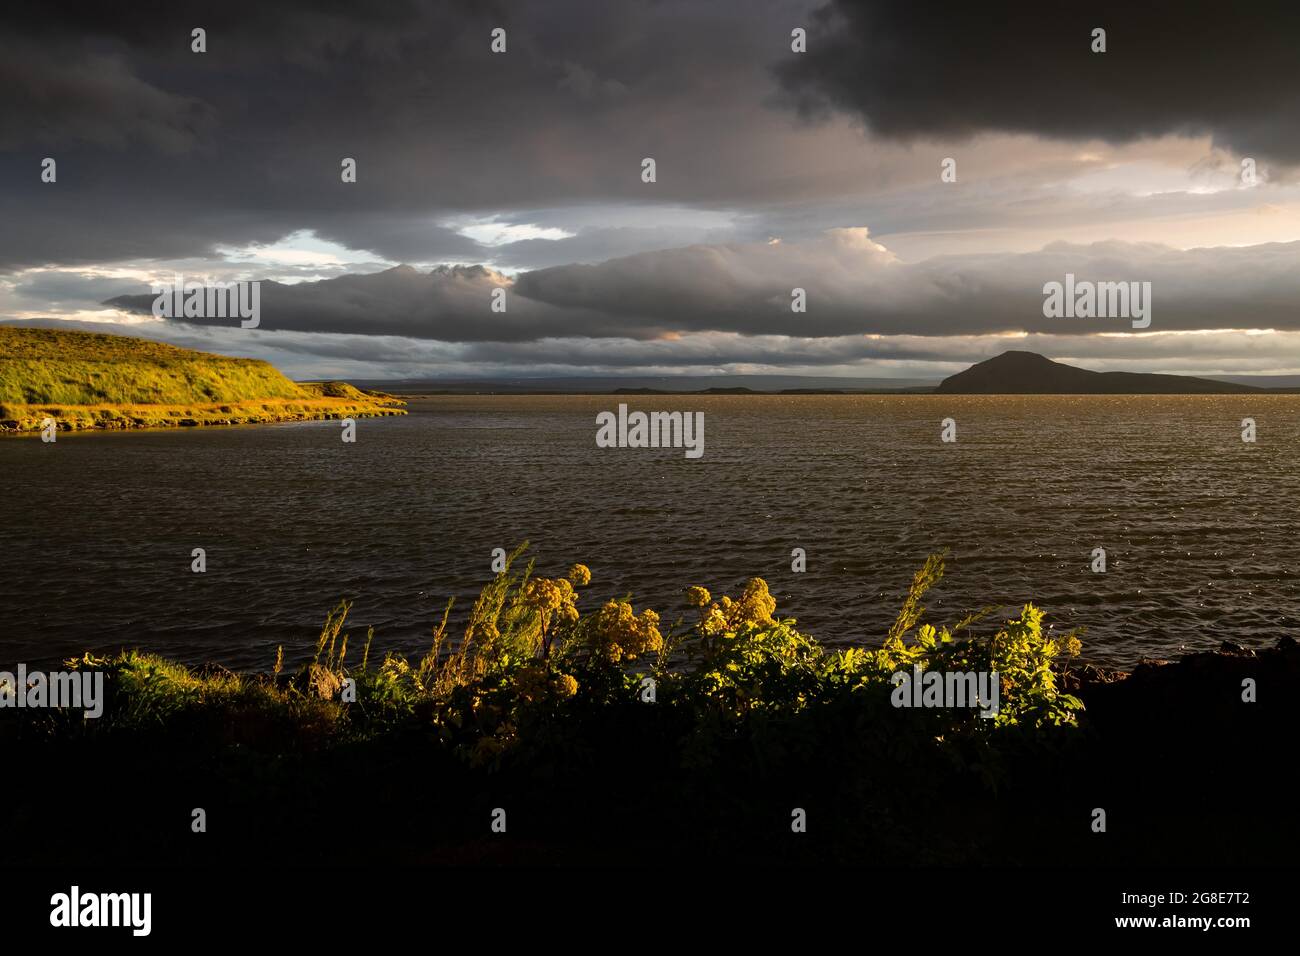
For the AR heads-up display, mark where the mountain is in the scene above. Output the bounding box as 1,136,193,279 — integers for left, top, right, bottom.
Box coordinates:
936,351,1263,395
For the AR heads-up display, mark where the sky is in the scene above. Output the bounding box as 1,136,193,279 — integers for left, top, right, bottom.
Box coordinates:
5,0,1300,380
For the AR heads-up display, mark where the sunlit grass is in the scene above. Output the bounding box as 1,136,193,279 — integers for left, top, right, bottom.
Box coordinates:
0,326,405,431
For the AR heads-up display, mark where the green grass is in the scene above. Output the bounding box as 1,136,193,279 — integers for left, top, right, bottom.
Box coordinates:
0,326,406,431
299,381,375,400
0,326,306,405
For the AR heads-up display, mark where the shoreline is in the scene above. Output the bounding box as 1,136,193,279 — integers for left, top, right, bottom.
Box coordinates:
0,394,406,434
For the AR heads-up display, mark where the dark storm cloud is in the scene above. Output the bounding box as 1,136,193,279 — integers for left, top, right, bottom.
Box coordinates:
0,36,213,153
10,0,1300,377
776,0,1300,162
9,0,1294,277
0,0,816,269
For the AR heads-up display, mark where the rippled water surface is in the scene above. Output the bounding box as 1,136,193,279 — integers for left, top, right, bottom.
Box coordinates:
3,394,1297,669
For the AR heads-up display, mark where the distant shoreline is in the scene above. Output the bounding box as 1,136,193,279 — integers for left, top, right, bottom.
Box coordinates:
360,350,1300,395
380,386,1300,397
386,386,938,396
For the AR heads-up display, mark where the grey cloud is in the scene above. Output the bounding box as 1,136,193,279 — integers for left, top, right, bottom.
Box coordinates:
13,316,1300,382
99,232,1300,341
516,233,1300,337
298,212,488,265
108,263,596,341
8,271,145,309
0,190,289,271
489,225,728,270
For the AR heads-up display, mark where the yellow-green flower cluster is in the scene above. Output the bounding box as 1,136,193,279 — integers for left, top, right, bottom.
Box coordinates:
520,575,581,626
685,586,711,607
733,578,776,625
591,600,663,663
695,577,777,635
551,672,579,698
515,663,580,702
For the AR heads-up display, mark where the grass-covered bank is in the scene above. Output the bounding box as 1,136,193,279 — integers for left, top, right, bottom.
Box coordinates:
0,389,406,432
5,548,1295,866
0,326,405,432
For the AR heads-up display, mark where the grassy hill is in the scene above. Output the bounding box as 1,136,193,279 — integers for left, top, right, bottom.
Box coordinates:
0,326,307,405
0,326,404,432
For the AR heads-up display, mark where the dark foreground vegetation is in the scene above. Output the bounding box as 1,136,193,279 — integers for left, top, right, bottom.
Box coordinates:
5,547,1295,866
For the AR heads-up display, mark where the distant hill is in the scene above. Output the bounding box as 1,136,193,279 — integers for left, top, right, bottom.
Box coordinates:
936,351,1263,395
0,326,404,432
1209,373,1300,388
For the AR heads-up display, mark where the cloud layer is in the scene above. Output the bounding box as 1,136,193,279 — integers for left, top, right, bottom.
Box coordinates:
104,232,1300,341
5,0,1300,378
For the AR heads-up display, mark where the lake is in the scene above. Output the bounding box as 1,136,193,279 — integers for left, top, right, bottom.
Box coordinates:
2,394,1296,669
